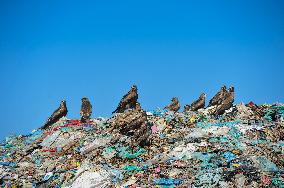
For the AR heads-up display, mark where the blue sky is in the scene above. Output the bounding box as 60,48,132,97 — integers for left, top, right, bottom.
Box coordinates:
0,0,283,139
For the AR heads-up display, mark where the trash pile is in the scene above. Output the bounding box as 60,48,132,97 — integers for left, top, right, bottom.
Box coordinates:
1,86,284,187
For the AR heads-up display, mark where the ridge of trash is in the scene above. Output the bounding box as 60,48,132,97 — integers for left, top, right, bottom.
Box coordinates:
1,87,284,187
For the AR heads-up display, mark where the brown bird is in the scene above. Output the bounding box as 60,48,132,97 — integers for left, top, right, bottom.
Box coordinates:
112,85,138,113
42,100,68,129
191,93,206,111
164,97,180,112
208,85,227,107
183,104,191,112
215,86,235,115
80,97,92,123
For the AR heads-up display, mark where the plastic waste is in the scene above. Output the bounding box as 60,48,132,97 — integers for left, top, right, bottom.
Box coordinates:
153,178,182,186
1,102,284,187
255,156,279,172
223,151,236,162
118,147,146,159
0,161,16,167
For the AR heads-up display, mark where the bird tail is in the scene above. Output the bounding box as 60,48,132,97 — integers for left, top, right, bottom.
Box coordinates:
41,122,50,129
112,108,118,114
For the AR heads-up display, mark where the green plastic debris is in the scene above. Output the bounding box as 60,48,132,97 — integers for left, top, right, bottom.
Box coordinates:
209,136,229,143
272,178,284,188
197,114,209,123
264,109,275,121
60,127,72,132
264,106,284,121
228,127,242,140
4,144,13,149
103,147,117,158
251,139,268,145
123,165,142,172
191,152,217,169
196,120,241,128
194,168,222,188
118,147,146,159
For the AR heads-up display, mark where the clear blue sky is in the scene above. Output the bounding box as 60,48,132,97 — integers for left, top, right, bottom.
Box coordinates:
0,0,283,139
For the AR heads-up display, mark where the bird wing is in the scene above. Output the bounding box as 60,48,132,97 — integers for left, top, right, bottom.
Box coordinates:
164,102,173,110
191,99,199,107
81,101,92,116
114,90,137,113
123,90,138,102
209,91,222,105
49,106,63,120
42,105,66,129
175,102,180,111
86,101,92,115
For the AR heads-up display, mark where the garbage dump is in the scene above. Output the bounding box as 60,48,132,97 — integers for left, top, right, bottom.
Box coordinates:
1,87,284,187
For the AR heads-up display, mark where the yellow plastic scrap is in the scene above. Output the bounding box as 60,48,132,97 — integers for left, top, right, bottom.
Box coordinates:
232,163,241,167
264,128,274,138
232,149,241,155
190,116,196,123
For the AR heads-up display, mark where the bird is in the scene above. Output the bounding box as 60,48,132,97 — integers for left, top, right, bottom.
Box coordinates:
208,85,227,107
80,97,92,123
164,97,180,112
112,85,138,114
191,93,206,111
42,100,68,129
183,104,191,112
214,86,235,115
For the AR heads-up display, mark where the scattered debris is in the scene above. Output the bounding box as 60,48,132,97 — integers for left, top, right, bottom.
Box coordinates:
1,86,284,187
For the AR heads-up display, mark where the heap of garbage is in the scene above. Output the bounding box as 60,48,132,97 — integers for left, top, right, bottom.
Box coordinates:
1,85,284,187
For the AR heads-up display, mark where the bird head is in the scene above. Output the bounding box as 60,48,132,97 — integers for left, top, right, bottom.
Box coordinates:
172,97,178,102
131,85,137,91
82,97,88,101
61,100,66,107
229,86,234,92
200,93,206,98
221,85,227,91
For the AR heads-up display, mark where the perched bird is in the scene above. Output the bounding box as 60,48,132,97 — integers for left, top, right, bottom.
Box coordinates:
164,97,180,112
80,97,92,123
215,86,235,115
191,93,206,111
183,104,191,112
42,100,68,129
112,85,138,113
208,85,227,107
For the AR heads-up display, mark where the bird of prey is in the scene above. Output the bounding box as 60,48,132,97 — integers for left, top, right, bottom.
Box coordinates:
164,97,180,112
80,97,92,123
42,100,68,129
112,85,138,114
215,86,235,115
183,104,191,112
208,85,227,107
191,93,206,111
